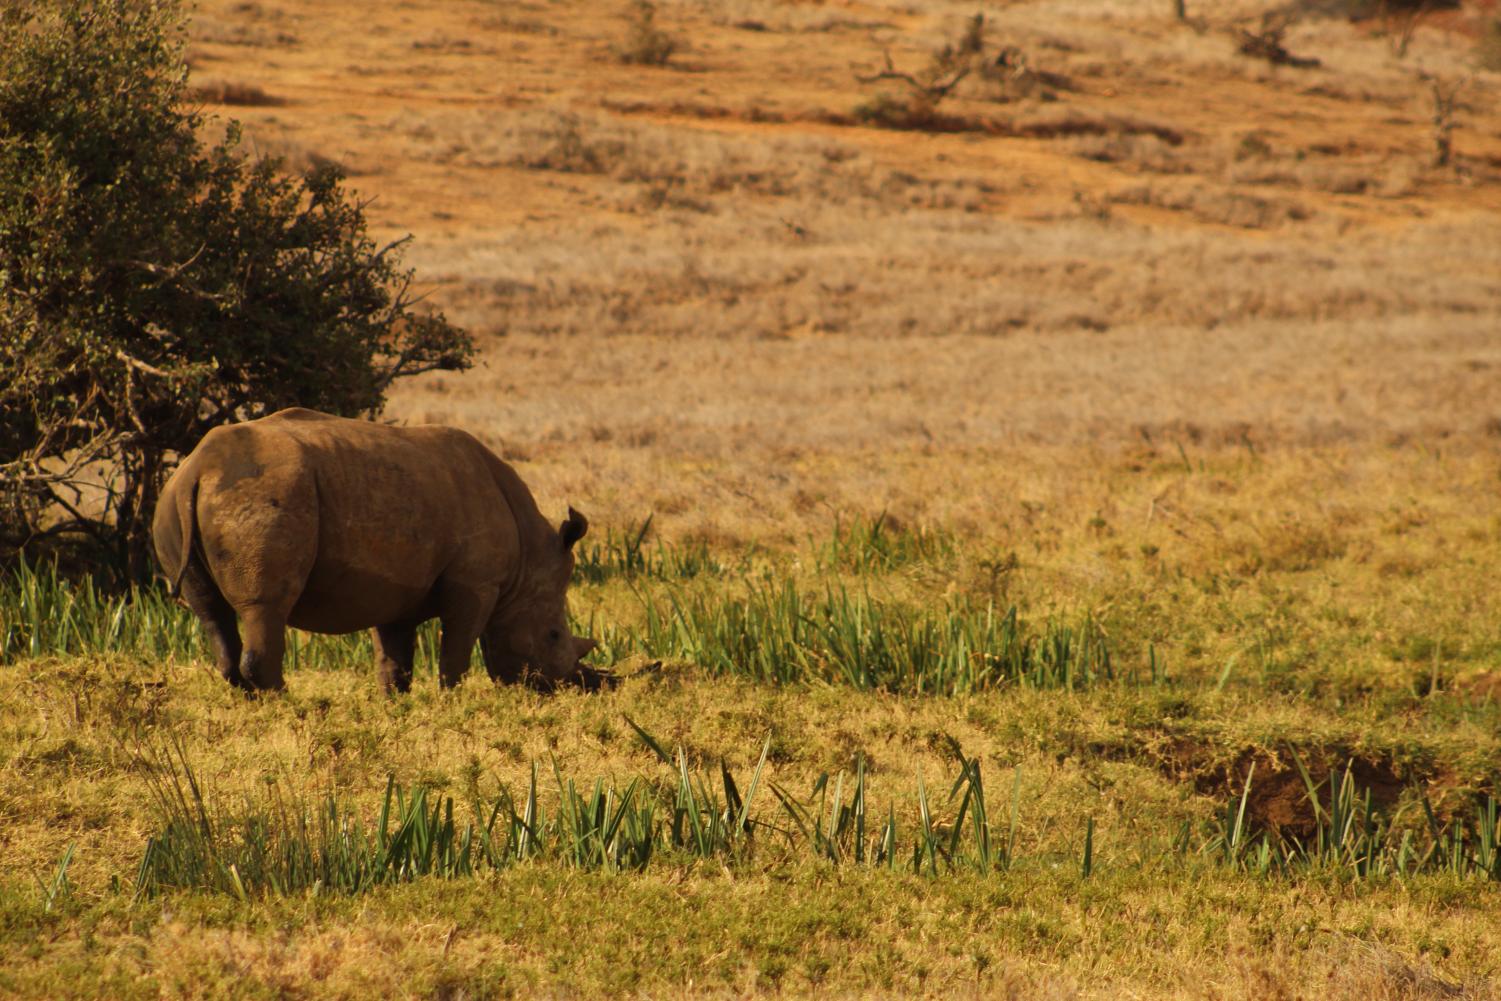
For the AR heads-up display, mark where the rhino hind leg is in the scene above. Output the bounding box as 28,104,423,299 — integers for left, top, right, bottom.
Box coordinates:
238,606,288,692
374,624,417,695
177,560,249,691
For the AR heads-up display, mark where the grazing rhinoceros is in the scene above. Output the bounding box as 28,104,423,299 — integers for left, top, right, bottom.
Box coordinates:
152,408,596,694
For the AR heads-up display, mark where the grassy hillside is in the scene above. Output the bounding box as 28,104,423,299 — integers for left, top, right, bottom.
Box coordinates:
5,463,1501,996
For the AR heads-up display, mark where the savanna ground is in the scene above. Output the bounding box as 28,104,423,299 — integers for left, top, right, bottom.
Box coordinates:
5,0,1501,997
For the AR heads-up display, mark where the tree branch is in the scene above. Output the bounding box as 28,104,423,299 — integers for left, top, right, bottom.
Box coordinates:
114,349,173,380
127,252,229,304
41,483,112,546
855,49,970,100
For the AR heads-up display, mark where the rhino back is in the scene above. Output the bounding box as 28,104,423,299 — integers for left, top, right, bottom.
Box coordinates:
194,410,525,634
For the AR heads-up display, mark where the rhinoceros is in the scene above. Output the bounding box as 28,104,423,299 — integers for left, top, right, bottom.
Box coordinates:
152,407,595,694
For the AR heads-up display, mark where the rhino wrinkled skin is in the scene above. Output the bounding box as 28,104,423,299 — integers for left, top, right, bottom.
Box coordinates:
152,408,594,694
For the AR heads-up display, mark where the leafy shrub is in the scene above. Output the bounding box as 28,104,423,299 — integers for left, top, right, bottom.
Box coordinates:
0,0,472,579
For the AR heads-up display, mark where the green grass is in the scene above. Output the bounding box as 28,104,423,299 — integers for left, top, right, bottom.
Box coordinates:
121,717,1501,904
3,553,1116,695
7,446,1501,998
0,560,199,663
0,558,445,672
5,652,1501,998
820,512,957,574
134,729,755,897
1198,760,1501,881
132,726,1034,898
573,514,724,583
597,581,1113,692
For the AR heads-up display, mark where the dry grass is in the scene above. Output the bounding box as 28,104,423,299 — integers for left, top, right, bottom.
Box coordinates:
1478,17,1501,71
186,79,284,107
5,627,1501,997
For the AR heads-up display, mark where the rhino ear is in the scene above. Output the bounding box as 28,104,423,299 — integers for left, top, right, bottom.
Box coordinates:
560,507,588,551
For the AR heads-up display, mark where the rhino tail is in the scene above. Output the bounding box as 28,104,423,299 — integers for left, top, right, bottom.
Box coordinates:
166,476,201,599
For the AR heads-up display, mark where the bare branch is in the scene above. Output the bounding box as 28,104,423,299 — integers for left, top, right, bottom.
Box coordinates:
371,235,414,266
41,483,112,546
114,350,172,379
855,48,970,100
378,358,456,386
0,431,121,486
119,357,149,439
128,244,205,284
1425,74,1469,168
127,254,229,304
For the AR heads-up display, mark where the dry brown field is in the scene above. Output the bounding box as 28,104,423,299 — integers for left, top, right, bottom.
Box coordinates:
186,0,1501,541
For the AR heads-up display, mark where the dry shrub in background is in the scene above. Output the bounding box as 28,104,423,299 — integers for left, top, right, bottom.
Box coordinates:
389,106,961,206
1235,12,1323,69
1477,17,1501,71
1425,75,1464,168
849,14,1080,130
852,14,1004,130
614,1,677,67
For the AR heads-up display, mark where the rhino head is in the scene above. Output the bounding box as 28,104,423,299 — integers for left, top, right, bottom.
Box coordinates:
483,506,597,686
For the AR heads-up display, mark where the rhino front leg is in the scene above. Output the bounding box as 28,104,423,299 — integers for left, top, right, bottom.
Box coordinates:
238,605,288,692
374,624,417,695
436,585,498,690
480,633,526,686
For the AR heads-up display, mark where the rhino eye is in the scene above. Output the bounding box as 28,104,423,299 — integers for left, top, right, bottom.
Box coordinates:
548,628,562,642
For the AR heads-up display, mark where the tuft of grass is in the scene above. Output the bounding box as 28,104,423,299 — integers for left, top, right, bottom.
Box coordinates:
0,560,199,663
614,1,677,66
573,514,722,583
135,728,1037,898
36,843,74,914
133,723,1501,904
0,559,465,674
821,512,955,573
613,581,1114,693
135,741,671,898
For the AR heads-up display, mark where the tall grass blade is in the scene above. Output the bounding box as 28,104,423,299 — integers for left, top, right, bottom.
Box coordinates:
624,715,673,765
1082,816,1095,879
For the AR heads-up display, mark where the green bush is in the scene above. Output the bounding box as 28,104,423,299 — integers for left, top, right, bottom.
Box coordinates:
0,0,472,580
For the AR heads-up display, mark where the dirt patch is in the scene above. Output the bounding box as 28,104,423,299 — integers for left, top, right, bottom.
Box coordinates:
1153,737,1409,838
1458,671,1501,703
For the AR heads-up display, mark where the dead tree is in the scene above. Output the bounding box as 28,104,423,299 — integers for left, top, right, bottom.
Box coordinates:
1235,13,1322,69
